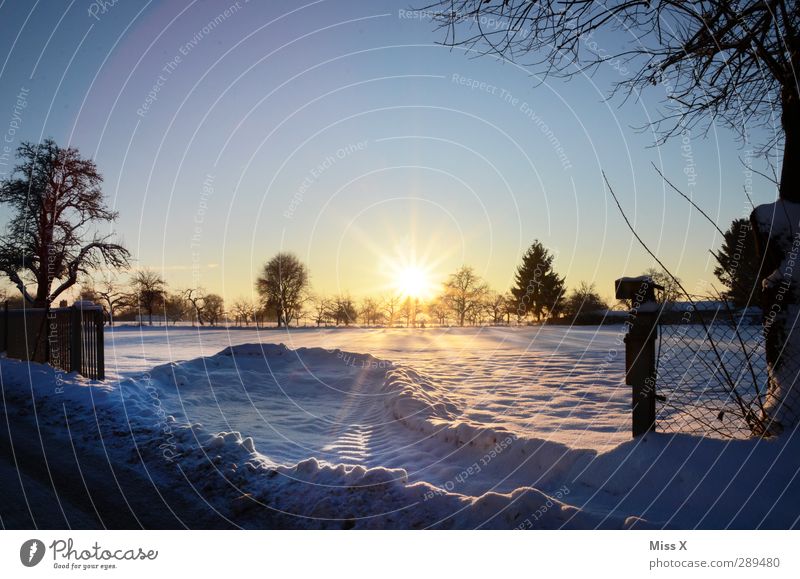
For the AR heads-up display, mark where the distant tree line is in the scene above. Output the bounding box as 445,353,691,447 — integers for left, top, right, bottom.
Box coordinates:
0,237,627,328
3,138,715,329
247,241,618,328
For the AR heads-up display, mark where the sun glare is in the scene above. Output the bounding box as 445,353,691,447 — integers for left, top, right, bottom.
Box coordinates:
395,265,432,300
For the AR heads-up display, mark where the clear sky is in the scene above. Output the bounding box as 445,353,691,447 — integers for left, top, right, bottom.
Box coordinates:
0,0,782,303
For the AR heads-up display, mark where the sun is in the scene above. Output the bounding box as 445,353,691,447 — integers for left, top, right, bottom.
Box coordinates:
395,265,432,300
379,235,443,301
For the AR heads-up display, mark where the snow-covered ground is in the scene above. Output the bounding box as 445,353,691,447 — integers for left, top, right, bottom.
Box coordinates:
2,325,799,529
107,325,631,454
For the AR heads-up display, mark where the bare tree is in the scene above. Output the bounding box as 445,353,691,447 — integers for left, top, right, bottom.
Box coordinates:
382,294,402,326
182,287,208,326
202,294,225,326
78,285,98,302
486,291,507,325
502,291,518,324
87,277,129,325
443,265,489,327
398,297,419,328
256,252,309,328
311,295,333,327
332,295,358,326
427,295,449,326
428,1,800,198
163,292,188,325
130,269,166,326
360,297,383,326
231,297,256,326
564,281,609,319
0,139,130,307
643,267,683,303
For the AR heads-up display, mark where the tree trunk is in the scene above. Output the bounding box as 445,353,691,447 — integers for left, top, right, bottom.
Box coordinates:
780,88,800,201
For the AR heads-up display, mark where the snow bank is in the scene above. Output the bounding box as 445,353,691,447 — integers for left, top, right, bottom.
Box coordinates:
3,339,799,529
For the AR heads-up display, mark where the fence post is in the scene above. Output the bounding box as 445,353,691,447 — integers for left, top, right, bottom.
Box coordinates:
69,305,82,374
616,277,663,437
2,300,7,352
95,310,105,380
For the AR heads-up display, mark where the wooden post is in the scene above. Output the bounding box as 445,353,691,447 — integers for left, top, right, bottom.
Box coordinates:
2,300,7,352
616,276,662,437
69,306,82,374
625,309,658,436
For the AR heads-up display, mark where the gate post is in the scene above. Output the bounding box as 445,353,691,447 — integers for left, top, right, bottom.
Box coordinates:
69,305,82,374
616,276,663,437
95,309,105,380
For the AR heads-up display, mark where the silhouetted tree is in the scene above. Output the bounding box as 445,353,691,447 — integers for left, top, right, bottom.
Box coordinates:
360,297,383,326
382,294,402,326
428,1,800,199
502,291,517,324
163,292,188,325
311,295,333,327
643,267,683,303
0,140,129,307
93,278,128,325
130,269,166,326
202,294,225,326
443,265,488,327
256,252,309,328
398,297,420,327
427,295,449,326
332,295,358,326
486,291,507,324
183,287,209,326
231,298,256,326
511,241,565,322
713,218,761,308
564,282,608,320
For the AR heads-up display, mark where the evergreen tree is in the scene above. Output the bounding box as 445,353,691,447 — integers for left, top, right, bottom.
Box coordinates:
511,241,565,322
713,218,761,308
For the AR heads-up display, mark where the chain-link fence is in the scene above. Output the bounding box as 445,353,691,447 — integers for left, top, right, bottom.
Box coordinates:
655,315,768,439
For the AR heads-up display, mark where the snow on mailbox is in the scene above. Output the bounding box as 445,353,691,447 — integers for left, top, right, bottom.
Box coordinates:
614,275,663,304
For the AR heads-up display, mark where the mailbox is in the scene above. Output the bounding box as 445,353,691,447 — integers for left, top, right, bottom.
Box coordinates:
615,275,663,437
614,276,663,303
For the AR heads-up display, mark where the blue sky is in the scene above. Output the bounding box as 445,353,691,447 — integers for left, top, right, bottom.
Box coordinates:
0,0,782,302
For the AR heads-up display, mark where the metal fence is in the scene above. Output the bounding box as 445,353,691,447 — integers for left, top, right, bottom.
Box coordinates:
1,303,105,380
616,276,773,439
655,318,767,439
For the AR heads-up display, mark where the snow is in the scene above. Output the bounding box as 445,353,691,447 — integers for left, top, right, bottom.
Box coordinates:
2,325,799,528
106,325,632,452
752,200,800,428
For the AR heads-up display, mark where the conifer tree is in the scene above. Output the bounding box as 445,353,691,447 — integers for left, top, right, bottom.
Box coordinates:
511,241,565,322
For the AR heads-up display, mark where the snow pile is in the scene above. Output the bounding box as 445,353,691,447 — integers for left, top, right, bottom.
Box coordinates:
106,325,633,451
3,339,800,528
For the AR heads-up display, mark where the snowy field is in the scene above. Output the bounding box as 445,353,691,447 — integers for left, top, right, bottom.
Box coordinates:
107,325,631,455
2,325,799,529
